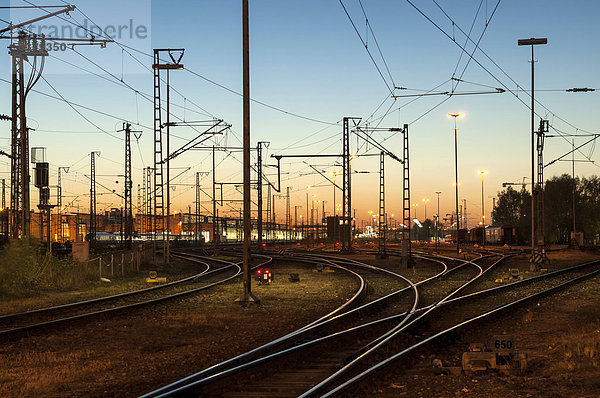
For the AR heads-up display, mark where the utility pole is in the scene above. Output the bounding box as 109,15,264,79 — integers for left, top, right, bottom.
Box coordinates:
536,119,549,248
286,186,291,241
2,7,109,239
196,171,201,242
212,144,218,253
266,184,272,242
57,166,69,243
272,192,276,239
145,167,152,239
518,37,547,259
152,48,184,266
1,179,4,209
118,122,140,248
377,151,387,259
256,142,266,248
89,151,100,248
401,124,411,267
137,183,141,234
237,0,258,304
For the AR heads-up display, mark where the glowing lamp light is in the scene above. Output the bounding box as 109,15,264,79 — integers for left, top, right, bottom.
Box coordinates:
261,243,266,247
257,269,262,274
320,242,324,245
296,242,301,246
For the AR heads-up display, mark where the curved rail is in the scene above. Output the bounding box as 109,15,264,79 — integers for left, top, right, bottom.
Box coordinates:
322,262,600,397
0,256,210,321
0,254,267,337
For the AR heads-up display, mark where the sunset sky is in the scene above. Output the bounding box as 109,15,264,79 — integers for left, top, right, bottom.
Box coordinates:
0,0,598,228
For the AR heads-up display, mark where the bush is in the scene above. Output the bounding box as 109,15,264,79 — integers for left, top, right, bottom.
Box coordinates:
0,240,96,297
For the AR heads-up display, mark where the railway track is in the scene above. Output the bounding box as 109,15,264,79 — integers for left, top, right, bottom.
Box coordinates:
140,252,446,397
0,253,270,338
141,251,600,397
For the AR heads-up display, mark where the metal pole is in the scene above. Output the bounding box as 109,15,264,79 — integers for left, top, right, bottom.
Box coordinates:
166,70,171,265
572,139,576,234
481,174,485,248
212,144,217,253
454,116,460,254
238,0,257,304
531,43,535,255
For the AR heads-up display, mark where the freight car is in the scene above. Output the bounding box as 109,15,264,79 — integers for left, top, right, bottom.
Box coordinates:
485,226,516,245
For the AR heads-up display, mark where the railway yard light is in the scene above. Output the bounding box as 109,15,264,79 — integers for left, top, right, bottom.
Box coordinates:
448,113,463,254
518,37,547,258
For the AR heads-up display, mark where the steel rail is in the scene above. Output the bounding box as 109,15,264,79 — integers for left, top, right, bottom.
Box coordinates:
140,255,368,398
299,253,496,397
0,255,211,321
322,264,600,397
143,253,448,397
0,255,264,337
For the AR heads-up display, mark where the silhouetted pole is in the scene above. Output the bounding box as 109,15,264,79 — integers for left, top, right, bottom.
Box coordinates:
518,37,547,257
448,113,462,254
238,0,258,304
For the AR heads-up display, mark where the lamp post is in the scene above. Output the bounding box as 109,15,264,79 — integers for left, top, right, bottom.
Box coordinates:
478,171,488,248
448,113,463,254
518,37,547,257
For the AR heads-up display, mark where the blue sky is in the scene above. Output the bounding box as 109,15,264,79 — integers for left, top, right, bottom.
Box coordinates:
0,0,598,227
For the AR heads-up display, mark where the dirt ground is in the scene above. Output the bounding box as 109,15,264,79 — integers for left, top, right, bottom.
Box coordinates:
376,249,600,398
0,261,358,397
1,248,599,397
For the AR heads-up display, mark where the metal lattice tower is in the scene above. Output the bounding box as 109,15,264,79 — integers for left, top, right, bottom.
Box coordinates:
341,118,351,252
286,186,290,241
9,33,47,238
120,122,138,248
195,171,201,241
536,119,549,246
141,170,146,234
257,142,263,248
377,151,388,258
402,124,411,267
57,166,69,242
90,151,98,246
266,184,272,241
152,50,165,259
145,167,152,237
137,183,141,230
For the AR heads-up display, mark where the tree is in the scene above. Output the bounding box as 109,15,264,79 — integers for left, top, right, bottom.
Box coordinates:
492,187,531,244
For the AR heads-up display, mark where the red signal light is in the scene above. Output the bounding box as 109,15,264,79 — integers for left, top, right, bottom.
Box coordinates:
354,241,358,245
257,269,262,274
265,269,270,274
261,243,266,247
297,242,301,246
320,242,324,246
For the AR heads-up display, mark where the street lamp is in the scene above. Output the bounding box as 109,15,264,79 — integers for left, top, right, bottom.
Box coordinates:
478,171,488,248
518,37,547,258
448,112,463,254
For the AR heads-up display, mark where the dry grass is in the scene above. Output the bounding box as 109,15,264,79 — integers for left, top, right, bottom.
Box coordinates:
0,240,97,299
550,324,600,375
